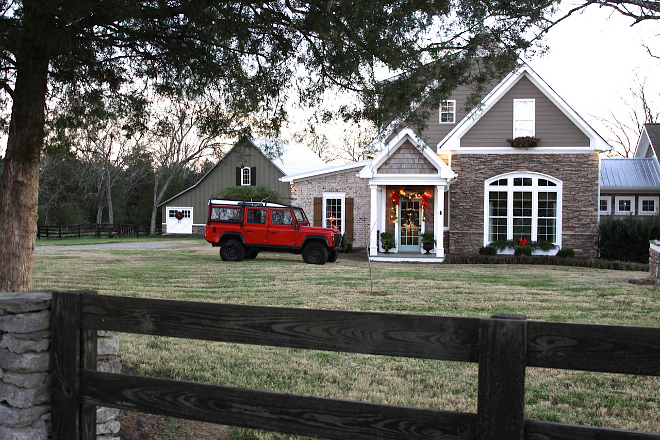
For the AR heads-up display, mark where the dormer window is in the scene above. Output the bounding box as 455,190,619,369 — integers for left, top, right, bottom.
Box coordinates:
440,100,456,124
513,99,535,138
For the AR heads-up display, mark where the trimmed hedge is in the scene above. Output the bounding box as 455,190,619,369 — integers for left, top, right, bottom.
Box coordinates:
444,254,648,271
599,216,660,264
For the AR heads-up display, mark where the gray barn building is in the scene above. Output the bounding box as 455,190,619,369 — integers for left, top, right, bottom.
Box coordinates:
159,137,326,235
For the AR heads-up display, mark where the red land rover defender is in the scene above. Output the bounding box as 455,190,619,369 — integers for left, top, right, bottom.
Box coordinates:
205,199,342,264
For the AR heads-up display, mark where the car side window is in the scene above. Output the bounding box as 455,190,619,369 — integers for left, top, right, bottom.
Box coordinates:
271,210,293,226
247,209,266,224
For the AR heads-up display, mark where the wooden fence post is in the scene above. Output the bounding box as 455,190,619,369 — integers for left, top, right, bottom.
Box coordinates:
476,313,527,440
51,291,98,440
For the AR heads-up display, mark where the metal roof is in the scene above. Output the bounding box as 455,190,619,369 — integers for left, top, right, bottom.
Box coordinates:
600,158,660,189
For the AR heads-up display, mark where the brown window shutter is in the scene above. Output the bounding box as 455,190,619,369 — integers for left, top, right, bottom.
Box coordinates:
250,167,257,186
345,198,354,241
235,167,241,186
313,197,322,227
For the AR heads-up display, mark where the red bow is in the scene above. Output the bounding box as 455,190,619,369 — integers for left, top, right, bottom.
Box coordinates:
390,192,400,209
421,192,430,210
518,237,528,246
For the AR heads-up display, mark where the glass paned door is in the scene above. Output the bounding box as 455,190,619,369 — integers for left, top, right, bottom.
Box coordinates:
399,199,421,251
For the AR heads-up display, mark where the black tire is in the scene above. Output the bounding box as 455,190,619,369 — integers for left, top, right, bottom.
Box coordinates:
302,242,329,265
245,249,259,259
327,249,338,262
220,239,245,261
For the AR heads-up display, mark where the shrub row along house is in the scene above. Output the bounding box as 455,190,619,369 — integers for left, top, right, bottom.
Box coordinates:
161,64,660,261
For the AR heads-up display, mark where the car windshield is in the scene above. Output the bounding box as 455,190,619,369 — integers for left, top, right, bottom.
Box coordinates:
292,207,308,224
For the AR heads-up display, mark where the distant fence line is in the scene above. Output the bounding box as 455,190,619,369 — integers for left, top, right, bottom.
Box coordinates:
36,222,159,239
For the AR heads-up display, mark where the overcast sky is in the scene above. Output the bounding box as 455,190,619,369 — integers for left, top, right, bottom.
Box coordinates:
528,4,660,145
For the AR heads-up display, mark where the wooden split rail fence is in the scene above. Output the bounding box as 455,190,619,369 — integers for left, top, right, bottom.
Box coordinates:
37,222,147,239
51,291,660,440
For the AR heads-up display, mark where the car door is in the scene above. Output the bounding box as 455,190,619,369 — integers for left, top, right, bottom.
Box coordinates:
244,208,268,245
268,209,297,247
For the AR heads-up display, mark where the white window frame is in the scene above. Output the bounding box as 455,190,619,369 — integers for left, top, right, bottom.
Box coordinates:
322,192,345,234
483,172,562,248
513,99,535,138
615,196,635,215
638,196,659,216
440,100,456,124
599,196,611,215
241,166,251,186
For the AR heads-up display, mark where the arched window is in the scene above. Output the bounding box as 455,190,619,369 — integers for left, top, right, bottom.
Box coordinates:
484,173,562,246
241,167,251,186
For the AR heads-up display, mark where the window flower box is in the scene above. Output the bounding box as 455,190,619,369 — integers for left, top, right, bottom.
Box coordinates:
507,136,539,148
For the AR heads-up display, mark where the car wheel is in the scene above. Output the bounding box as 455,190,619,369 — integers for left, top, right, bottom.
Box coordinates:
302,242,329,265
327,250,338,262
220,239,245,261
245,249,259,259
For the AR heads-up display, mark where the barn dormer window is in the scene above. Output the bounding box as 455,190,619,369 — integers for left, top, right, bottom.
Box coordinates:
241,167,251,186
236,166,256,186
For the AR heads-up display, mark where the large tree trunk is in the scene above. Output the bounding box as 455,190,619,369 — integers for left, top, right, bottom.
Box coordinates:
0,1,51,292
0,55,50,291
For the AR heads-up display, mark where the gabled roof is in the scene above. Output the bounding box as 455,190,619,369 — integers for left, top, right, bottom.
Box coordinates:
600,158,660,189
280,160,369,182
359,127,456,182
437,63,611,153
634,124,660,159
158,137,325,207
250,138,327,176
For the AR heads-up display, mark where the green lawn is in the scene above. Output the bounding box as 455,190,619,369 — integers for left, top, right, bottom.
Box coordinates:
34,238,660,439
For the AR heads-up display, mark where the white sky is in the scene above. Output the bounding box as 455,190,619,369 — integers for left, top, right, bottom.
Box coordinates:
527,4,660,144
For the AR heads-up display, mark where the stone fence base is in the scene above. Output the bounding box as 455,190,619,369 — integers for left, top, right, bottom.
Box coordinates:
0,291,121,440
650,241,660,285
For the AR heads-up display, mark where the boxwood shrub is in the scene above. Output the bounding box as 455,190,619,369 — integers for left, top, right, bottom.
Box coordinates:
599,216,660,264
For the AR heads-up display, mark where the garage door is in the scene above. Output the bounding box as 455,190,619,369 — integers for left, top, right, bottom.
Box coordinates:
166,207,193,234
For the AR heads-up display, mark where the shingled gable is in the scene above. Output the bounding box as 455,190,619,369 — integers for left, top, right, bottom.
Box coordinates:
437,63,611,153
359,127,456,182
635,123,660,159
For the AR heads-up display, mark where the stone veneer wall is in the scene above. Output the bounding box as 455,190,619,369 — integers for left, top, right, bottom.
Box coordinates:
290,168,371,249
650,241,660,284
449,153,600,257
0,291,121,440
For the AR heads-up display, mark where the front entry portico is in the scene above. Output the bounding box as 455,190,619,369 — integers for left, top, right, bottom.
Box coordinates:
358,128,456,262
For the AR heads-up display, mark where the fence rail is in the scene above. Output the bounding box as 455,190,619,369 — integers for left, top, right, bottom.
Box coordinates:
37,222,154,239
51,291,660,440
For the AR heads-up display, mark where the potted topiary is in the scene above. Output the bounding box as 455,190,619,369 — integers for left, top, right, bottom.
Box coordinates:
420,231,436,254
380,231,395,253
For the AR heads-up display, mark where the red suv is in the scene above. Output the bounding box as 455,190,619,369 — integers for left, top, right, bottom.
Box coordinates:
205,199,342,264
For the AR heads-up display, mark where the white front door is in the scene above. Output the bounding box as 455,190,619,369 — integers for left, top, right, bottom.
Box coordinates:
166,207,193,234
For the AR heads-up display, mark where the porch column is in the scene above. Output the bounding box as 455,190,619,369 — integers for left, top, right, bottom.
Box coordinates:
369,185,379,256
435,186,445,257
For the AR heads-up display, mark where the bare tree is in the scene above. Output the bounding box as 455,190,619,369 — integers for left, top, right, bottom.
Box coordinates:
595,78,658,157
146,96,232,236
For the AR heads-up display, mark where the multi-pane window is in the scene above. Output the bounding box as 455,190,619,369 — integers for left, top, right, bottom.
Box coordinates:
513,99,535,138
488,191,508,242
322,193,345,233
485,173,561,246
169,209,190,219
241,167,251,186
325,198,342,230
639,197,658,215
615,196,634,215
440,100,456,124
599,197,611,215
